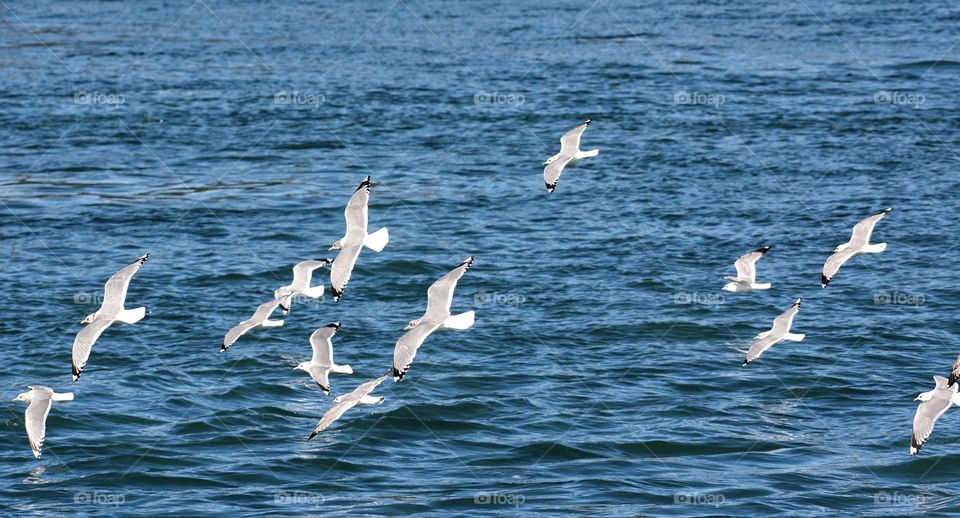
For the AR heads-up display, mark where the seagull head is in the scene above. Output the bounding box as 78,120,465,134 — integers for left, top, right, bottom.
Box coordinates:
293,362,310,372
333,395,344,403
915,391,934,402
14,391,30,403
80,312,96,325
328,240,342,251
404,319,422,331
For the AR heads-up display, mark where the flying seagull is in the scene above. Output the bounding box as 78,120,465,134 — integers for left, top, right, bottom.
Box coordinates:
742,298,805,365
950,354,960,387
393,256,476,382
275,259,333,314
295,322,353,395
822,208,891,288
543,119,599,193
911,375,960,455
329,176,390,302
723,246,772,292
72,253,150,381
14,386,74,458
220,298,285,352
307,370,391,439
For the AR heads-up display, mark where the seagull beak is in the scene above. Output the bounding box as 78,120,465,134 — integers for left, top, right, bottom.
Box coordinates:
913,396,921,401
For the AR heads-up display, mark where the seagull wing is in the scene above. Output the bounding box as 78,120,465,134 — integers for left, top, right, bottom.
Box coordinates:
822,248,857,287
330,243,362,301
543,156,572,193
344,176,371,235
290,260,330,290
308,399,360,438
559,120,590,155
424,257,474,321
99,254,149,316
309,326,338,365
771,299,801,335
222,319,259,352
743,335,779,365
733,247,769,282
392,323,442,381
24,388,54,457
307,366,332,394
72,317,114,381
849,208,891,247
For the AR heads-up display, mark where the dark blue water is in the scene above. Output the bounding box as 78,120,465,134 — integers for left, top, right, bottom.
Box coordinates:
2,0,960,515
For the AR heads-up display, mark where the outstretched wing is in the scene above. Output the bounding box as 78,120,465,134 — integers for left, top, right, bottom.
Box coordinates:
25,391,53,457
330,244,362,301
344,176,371,235
309,324,339,365
732,247,770,282
72,317,114,381
559,120,591,155
392,323,442,381
424,257,474,321
822,248,857,287
100,254,149,315
849,208,891,247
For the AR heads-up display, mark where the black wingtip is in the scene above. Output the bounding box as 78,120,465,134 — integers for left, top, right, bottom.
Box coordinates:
742,360,750,366
357,176,372,191
821,274,830,288
756,246,771,254
878,207,892,215
949,376,958,387
326,322,341,329
307,432,318,441
545,182,555,193
584,119,592,126
332,288,343,302
392,367,404,382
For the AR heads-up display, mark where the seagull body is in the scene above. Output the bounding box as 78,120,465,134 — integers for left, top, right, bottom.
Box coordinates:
822,208,891,288
295,322,353,395
307,371,391,439
742,298,804,365
911,375,960,455
543,119,599,193
275,259,333,314
220,298,285,352
72,253,149,381
329,176,389,302
392,256,476,382
15,386,74,458
723,246,772,292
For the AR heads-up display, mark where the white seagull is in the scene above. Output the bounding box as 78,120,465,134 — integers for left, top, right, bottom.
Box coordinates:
742,298,805,366
15,386,74,458
822,208,891,288
275,259,333,314
543,119,599,193
911,375,960,455
307,371,391,439
220,298,285,352
72,253,150,381
294,322,353,395
392,256,476,382
723,246,772,292
329,176,389,302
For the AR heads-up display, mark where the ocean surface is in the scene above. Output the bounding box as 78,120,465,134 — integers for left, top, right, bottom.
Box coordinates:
2,0,960,515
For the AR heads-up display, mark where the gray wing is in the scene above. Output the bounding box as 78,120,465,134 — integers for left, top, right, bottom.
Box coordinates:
72,317,114,381
309,326,337,365
221,319,258,352
544,156,573,193
743,335,779,365
251,298,283,321
559,120,591,155
822,248,857,287
950,354,960,386
354,373,391,397
733,247,770,282
100,254,149,315
25,390,53,457
850,208,891,247
344,176,371,234
307,366,332,395
911,377,956,454
330,243,362,301
308,399,360,438
771,300,801,335
392,323,442,381
424,257,474,321
290,260,330,290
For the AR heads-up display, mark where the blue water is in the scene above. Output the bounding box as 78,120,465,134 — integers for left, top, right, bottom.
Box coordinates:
2,0,960,515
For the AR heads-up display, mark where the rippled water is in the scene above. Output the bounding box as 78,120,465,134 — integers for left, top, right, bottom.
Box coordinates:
2,0,960,515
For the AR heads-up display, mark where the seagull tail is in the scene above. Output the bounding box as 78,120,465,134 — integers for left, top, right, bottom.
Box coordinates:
117,307,146,324
443,311,475,330
363,227,389,252
578,148,599,159
52,392,74,402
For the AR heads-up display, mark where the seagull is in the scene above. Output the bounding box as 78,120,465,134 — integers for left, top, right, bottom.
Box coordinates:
294,322,353,395
306,370,391,439
543,119,599,193
911,375,960,455
14,386,74,458
742,298,805,365
822,208,892,288
220,298,285,352
950,354,960,386
72,253,149,381
275,259,333,314
393,256,476,382
723,246,772,292
329,176,389,302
